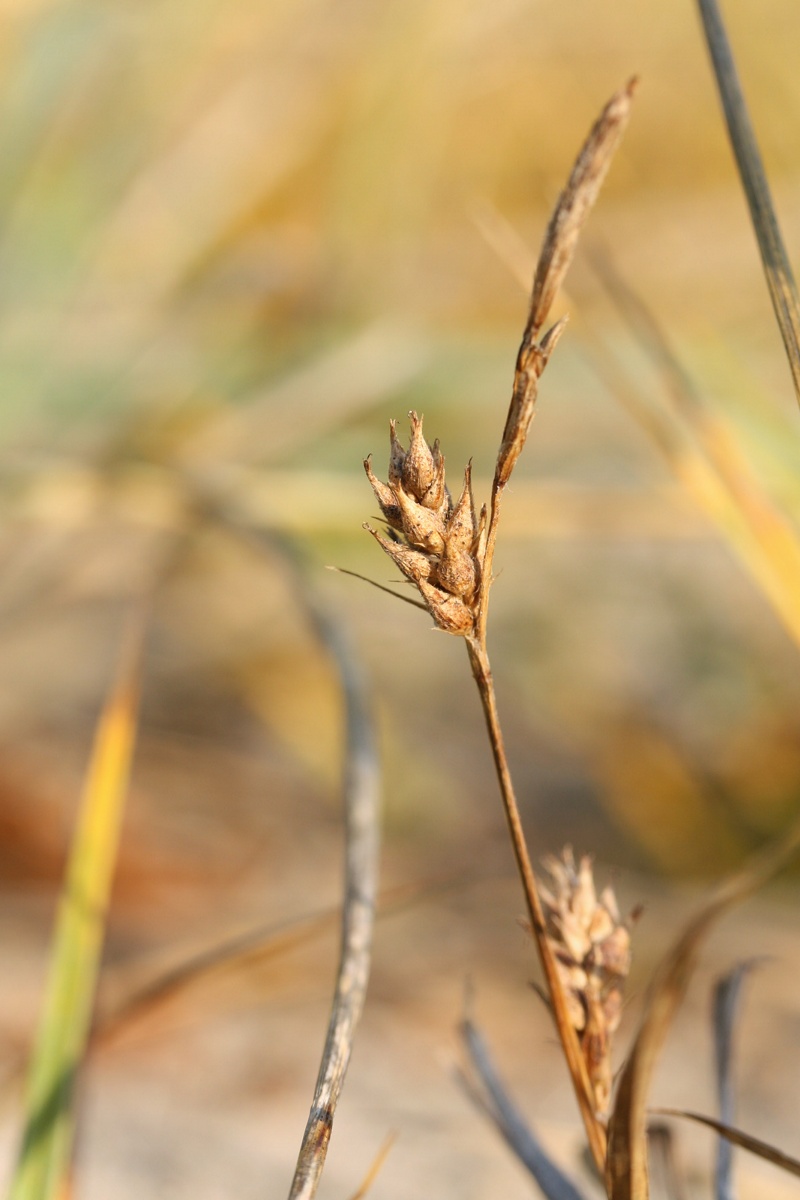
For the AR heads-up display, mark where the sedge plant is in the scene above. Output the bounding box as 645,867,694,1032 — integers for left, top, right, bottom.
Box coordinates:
362,79,636,1176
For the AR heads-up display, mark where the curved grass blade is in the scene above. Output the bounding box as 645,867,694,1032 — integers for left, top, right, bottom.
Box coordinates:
653,1110,800,1181
7,604,147,1200
197,511,382,1200
459,1015,589,1200
695,0,800,406
284,585,380,1200
588,256,800,652
606,821,800,1200
346,1132,397,1200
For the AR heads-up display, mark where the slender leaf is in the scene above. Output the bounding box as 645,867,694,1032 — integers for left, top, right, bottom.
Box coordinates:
654,1110,800,1180
459,1015,589,1200
606,822,800,1200
8,607,146,1200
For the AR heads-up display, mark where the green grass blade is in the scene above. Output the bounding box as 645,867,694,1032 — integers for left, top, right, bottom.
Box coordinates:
7,609,145,1200
696,0,800,407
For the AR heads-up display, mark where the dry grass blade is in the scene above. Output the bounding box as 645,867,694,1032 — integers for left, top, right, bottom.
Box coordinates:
606,822,800,1200
183,321,430,469
652,1110,800,1181
459,1014,589,1200
7,602,147,1200
695,0,800,406
346,1132,397,1200
589,258,800,651
95,910,337,1046
94,874,447,1049
190,517,382,1200
713,962,758,1200
181,490,380,1200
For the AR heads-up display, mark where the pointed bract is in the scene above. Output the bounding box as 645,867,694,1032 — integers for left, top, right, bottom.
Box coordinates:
402,411,437,502
363,524,433,586
418,577,474,635
388,420,406,485
364,457,403,530
446,462,479,552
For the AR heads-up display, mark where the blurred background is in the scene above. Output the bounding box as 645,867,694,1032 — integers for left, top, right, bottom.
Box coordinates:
1,0,800,1195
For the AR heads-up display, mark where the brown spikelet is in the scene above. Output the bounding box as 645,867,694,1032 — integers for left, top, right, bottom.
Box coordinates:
434,539,478,601
394,484,447,556
402,411,438,502
363,415,484,635
536,847,634,1120
446,462,479,551
417,577,474,635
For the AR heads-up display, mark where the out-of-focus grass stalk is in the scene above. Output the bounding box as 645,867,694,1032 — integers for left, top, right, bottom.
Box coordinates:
586,260,800,654
696,0,800,407
7,608,146,1200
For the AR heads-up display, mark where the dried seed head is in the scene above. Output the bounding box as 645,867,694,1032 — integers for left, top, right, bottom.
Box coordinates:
537,847,635,1120
364,414,485,636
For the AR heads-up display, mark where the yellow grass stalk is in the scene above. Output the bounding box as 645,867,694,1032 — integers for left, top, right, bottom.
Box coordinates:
7,607,146,1200
588,259,800,653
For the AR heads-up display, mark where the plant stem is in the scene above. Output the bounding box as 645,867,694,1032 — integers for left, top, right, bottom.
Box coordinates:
465,634,607,1174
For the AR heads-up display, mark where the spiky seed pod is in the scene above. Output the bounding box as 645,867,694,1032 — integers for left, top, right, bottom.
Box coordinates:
417,577,474,635
394,483,446,556
363,524,433,586
364,456,403,530
388,420,406,485
537,847,634,1119
364,414,484,636
402,411,438,502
